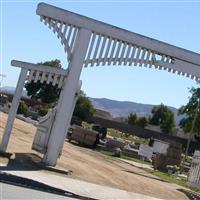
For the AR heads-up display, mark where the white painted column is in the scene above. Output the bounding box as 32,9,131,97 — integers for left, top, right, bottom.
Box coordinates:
63,80,82,134
188,151,200,189
50,80,82,148
43,28,91,166
0,68,28,152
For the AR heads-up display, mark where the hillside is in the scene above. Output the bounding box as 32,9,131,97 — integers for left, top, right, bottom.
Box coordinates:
1,86,182,124
91,98,182,124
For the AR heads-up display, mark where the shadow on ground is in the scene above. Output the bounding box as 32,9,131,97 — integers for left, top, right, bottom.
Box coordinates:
0,152,71,175
177,189,200,200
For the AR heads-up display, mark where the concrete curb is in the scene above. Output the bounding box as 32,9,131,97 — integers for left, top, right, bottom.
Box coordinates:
0,171,97,200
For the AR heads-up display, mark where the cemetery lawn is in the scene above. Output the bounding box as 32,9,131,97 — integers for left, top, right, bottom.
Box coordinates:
144,169,187,187
107,128,149,144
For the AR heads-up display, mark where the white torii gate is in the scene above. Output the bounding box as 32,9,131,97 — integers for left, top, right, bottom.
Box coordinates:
1,3,200,166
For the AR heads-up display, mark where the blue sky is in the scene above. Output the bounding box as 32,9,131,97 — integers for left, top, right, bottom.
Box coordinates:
1,0,200,108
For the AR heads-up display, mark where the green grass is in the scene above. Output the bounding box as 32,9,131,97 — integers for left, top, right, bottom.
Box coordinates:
189,187,200,193
143,170,200,194
107,128,149,144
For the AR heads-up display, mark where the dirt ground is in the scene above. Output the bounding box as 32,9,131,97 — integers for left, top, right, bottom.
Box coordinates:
0,112,188,200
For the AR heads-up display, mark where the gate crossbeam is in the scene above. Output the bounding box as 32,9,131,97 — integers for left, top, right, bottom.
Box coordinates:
12,60,68,87
37,3,200,81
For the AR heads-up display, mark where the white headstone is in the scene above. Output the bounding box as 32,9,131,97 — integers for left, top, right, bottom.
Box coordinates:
138,144,153,159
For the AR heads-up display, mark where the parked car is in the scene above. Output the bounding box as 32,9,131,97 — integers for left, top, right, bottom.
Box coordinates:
67,125,99,148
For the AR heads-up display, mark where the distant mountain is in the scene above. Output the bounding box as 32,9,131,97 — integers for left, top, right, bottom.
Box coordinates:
91,98,183,125
0,86,28,98
1,86,183,124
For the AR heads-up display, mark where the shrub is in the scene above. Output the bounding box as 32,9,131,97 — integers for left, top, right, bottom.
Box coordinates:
17,101,28,115
38,107,49,116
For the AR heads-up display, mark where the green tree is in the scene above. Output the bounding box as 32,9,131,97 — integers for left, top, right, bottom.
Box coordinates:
160,111,175,134
150,104,175,134
150,104,169,125
128,113,149,128
178,87,200,136
179,117,192,134
25,59,62,104
136,116,149,128
128,113,137,125
73,91,95,121
178,87,200,172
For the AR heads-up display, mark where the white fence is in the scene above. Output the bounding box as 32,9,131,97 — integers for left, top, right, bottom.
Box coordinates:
188,151,200,189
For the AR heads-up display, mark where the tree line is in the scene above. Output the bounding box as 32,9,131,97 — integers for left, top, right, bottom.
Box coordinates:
127,87,200,139
127,103,175,135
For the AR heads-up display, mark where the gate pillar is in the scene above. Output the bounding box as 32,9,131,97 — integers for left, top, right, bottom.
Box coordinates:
42,28,91,166
0,68,28,152
188,151,200,189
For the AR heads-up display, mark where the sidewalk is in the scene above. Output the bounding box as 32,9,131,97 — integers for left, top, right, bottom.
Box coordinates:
0,152,160,200
1,169,160,200
119,158,154,170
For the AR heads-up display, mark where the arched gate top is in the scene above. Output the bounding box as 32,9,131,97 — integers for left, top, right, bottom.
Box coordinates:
36,3,200,82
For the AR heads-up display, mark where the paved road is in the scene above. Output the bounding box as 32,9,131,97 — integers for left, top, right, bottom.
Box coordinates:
0,183,75,200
